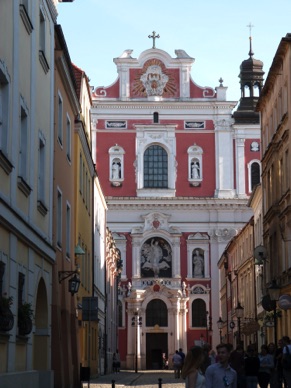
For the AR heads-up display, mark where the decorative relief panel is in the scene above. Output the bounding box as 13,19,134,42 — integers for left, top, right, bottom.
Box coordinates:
131,59,178,98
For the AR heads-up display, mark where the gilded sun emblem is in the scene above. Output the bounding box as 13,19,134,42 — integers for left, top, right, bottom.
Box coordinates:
132,59,177,97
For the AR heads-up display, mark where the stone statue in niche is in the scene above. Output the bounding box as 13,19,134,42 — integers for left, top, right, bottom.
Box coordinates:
192,249,204,278
112,161,121,179
141,237,172,278
191,160,200,179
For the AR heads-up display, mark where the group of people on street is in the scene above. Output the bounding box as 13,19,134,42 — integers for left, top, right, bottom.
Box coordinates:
177,335,291,388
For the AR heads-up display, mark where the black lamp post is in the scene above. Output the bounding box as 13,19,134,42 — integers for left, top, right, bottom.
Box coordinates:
268,279,280,346
132,311,142,373
235,301,244,345
217,317,224,343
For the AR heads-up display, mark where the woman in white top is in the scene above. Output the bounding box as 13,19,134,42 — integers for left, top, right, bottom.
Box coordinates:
182,346,206,388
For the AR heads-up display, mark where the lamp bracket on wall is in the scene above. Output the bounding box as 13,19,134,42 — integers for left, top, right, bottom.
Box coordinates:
58,270,79,283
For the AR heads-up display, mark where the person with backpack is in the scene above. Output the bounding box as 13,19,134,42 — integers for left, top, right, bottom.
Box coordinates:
172,350,183,378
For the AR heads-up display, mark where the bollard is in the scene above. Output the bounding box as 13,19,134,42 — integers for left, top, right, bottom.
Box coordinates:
158,377,162,387
112,379,115,388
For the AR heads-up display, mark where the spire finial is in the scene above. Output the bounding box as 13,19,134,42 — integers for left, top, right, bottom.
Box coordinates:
247,22,254,58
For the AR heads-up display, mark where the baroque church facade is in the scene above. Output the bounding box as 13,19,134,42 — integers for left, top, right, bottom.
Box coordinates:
91,35,263,370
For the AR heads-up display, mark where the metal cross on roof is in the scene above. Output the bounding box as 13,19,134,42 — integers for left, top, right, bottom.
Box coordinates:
148,31,160,49
247,22,254,37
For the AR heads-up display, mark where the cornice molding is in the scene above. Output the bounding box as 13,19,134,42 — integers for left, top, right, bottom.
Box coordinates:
105,197,250,210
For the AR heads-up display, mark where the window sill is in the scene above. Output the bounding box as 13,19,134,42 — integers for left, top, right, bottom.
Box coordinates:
37,200,48,216
19,4,33,34
39,50,49,74
17,176,32,197
0,150,13,175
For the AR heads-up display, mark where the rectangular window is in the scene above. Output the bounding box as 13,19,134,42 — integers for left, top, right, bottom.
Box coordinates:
57,189,62,247
66,114,71,161
0,69,9,153
38,135,45,202
79,153,83,194
19,104,28,179
58,93,63,145
66,202,71,258
39,8,45,53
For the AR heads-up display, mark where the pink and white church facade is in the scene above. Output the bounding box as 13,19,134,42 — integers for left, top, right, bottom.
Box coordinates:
91,38,263,370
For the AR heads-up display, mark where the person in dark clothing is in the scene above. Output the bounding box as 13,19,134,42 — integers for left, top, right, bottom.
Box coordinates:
178,348,186,377
230,344,245,388
244,345,260,388
201,343,211,374
275,339,284,388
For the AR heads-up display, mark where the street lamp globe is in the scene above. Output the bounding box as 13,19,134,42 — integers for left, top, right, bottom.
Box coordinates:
268,280,280,301
235,302,244,318
217,317,224,329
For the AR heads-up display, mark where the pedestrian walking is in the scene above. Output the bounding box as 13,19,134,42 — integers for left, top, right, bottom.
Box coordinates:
172,350,183,378
182,346,206,388
112,350,120,373
229,344,245,388
282,336,291,387
205,343,237,388
268,342,277,388
244,345,260,388
275,339,284,388
178,348,186,377
258,344,274,388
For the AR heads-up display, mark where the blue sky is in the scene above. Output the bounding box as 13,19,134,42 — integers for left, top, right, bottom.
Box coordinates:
57,0,291,101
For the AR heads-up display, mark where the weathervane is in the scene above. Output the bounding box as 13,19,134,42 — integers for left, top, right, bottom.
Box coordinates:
148,31,160,49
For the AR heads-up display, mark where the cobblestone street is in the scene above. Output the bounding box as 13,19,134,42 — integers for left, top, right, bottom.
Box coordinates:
82,370,185,388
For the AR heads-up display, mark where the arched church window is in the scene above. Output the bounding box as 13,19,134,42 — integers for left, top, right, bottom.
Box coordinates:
144,145,168,188
251,162,260,189
118,300,123,327
192,248,204,278
141,237,172,278
146,299,168,327
192,299,207,327
187,145,203,186
244,84,251,97
153,112,159,123
248,160,261,191
253,83,260,97
108,145,125,186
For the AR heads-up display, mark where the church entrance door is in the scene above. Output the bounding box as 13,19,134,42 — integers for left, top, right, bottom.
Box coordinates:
146,333,168,369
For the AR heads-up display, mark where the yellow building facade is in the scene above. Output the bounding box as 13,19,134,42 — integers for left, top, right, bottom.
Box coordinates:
0,1,56,387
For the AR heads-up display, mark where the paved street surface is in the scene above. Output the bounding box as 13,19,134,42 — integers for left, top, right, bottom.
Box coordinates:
82,370,185,388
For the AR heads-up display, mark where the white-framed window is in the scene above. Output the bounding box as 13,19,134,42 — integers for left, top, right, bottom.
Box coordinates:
66,202,71,258
0,60,10,155
109,145,125,186
39,6,45,53
57,188,62,248
19,97,29,180
79,153,83,194
66,114,71,162
188,285,210,329
57,92,63,145
38,131,46,202
188,144,203,186
38,5,49,73
135,125,176,197
20,0,33,34
248,159,261,192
